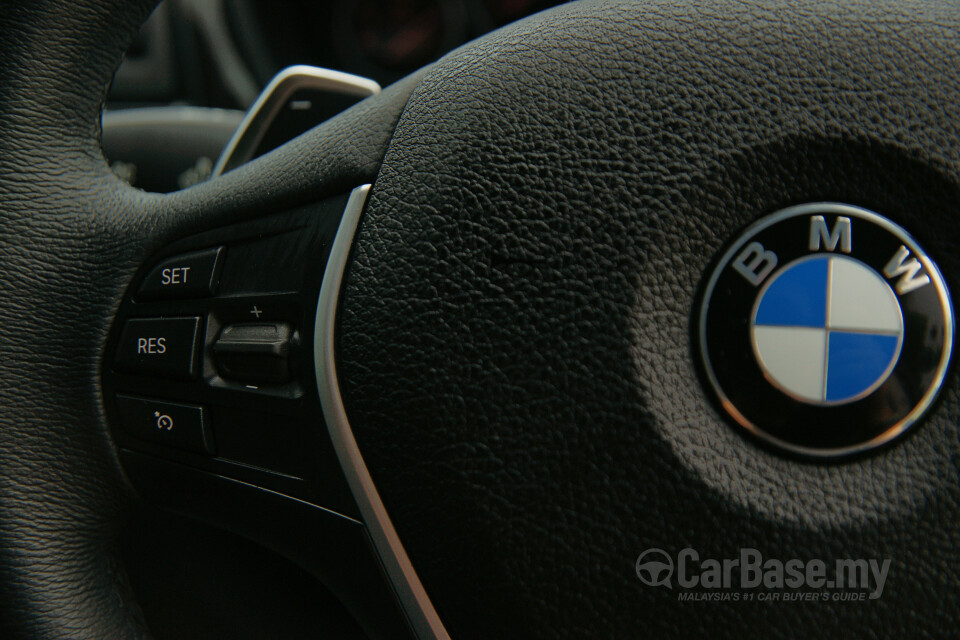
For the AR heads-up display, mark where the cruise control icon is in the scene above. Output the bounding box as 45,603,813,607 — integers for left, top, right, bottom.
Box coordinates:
154,412,174,431
698,203,953,456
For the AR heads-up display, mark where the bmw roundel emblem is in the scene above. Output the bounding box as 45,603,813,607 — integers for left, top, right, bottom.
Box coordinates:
698,203,954,456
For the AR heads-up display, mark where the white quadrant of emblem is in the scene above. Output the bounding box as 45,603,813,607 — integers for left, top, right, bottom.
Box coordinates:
750,254,903,405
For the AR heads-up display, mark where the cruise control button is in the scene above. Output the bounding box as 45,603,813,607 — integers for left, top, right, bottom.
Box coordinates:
214,322,295,384
116,395,214,454
136,247,223,301
114,317,201,379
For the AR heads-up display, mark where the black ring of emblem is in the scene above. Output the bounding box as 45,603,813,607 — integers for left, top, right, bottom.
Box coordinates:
698,203,954,457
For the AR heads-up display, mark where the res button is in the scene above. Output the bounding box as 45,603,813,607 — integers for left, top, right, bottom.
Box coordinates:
115,317,201,380
136,247,223,301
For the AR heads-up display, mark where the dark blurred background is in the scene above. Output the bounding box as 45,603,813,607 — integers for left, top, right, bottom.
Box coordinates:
103,0,568,192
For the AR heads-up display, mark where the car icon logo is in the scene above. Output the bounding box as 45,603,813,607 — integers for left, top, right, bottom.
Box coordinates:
635,549,674,587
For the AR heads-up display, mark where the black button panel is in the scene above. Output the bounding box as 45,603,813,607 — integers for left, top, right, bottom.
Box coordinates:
115,317,201,379
103,194,358,519
136,246,223,301
102,192,426,640
116,395,214,454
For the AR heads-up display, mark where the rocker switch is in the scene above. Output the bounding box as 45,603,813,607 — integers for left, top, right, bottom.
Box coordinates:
213,322,295,384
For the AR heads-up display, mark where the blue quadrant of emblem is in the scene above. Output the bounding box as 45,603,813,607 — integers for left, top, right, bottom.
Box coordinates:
825,332,900,402
753,256,828,327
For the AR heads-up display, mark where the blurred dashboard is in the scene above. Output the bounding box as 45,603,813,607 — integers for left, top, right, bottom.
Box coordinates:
103,0,568,192
233,0,566,87
109,0,569,110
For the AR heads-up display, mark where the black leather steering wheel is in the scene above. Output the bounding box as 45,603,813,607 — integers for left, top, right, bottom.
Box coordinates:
2,0,959,638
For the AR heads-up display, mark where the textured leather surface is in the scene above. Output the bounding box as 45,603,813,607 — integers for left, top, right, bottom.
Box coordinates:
0,1,419,637
340,1,960,637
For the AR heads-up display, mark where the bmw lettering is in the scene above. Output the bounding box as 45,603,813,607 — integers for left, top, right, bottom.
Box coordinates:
698,203,953,456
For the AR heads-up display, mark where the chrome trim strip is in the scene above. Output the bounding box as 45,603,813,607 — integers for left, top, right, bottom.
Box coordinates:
213,65,381,177
315,185,451,640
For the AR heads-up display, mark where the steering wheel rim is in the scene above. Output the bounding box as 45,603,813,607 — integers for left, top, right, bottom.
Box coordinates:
2,0,960,638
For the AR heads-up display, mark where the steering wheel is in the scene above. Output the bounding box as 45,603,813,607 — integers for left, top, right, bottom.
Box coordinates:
2,0,959,638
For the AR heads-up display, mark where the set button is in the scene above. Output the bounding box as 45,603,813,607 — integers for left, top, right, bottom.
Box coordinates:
114,317,201,379
136,247,223,301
